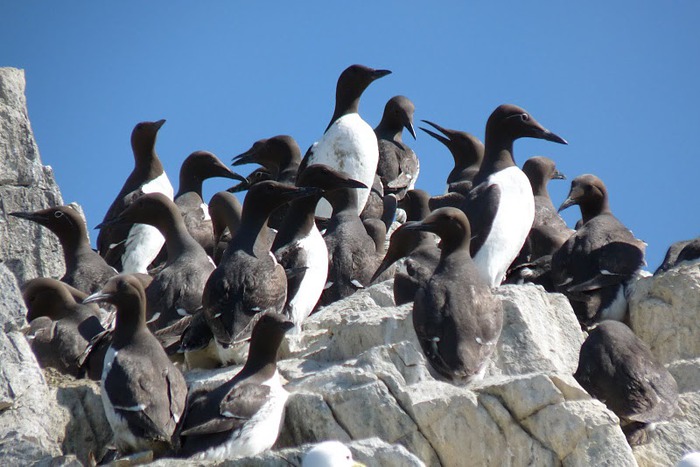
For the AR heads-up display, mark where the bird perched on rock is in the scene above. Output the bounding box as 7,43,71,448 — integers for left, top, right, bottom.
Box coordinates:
464,104,567,287
202,181,320,364
574,320,678,445
656,237,700,274
320,173,384,306
302,441,366,467
179,313,293,460
273,164,366,333
403,207,503,383
97,119,174,274
374,95,418,198
11,205,117,294
300,64,391,218
22,277,107,380
97,192,214,330
506,156,573,289
84,274,187,457
552,174,646,328
170,151,245,259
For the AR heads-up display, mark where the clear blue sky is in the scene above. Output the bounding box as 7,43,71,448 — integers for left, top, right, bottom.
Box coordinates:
3,2,699,270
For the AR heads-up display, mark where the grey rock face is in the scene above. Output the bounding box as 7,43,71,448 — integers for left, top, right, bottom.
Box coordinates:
0,264,65,465
0,67,64,284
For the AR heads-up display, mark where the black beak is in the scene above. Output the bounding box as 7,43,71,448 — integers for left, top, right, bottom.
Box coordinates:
552,169,566,180
420,120,451,146
154,119,166,130
558,197,577,212
231,147,258,167
371,69,392,80
541,130,568,145
337,178,367,190
83,291,112,305
405,121,417,140
9,211,42,223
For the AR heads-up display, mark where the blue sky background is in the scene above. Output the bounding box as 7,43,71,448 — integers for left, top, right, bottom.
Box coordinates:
3,2,699,270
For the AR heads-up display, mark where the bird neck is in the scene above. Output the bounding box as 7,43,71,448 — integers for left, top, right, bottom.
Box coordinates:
272,194,321,249
479,132,515,183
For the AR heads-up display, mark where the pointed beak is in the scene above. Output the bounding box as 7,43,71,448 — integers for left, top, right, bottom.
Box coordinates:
95,214,128,230
227,180,251,193
558,197,577,212
370,255,394,284
371,69,392,80
283,186,323,203
338,178,367,190
83,291,111,305
231,149,257,167
552,169,566,180
154,119,166,130
541,130,568,145
9,211,41,223
215,165,246,182
405,121,417,140
281,320,295,332
420,120,450,146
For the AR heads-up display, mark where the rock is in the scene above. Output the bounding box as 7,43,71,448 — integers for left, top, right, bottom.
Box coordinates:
629,261,700,364
0,266,65,464
0,67,64,284
488,284,586,377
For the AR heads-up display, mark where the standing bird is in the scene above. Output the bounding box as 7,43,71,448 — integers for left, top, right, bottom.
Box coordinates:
574,320,678,445
402,207,503,383
97,119,174,274
300,64,391,218
420,120,484,207
273,164,366,333
10,205,117,294
464,104,567,287
320,176,384,306
22,277,106,379
552,174,646,327
374,95,418,198
178,313,293,460
97,193,215,330
202,181,320,364
172,151,245,258
506,156,573,289
84,274,187,457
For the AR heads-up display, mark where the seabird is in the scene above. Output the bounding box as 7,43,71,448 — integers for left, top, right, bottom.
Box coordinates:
574,320,678,445
552,174,646,327
320,174,385,306
420,119,484,205
370,221,440,306
656,237,700,274
397,189,432,222
302,441,366,467
171,151,245,258
10,206,117,294
22,277,106,379
208,191,243,265
97,193,214,330
374,95,419,198
83,274,188,456
506,156,573,289
402,207,503,383
97,119,174,274
299,64,391,218
464,104,567,287
232,135,302,230
273,164,366,332
179,313,293,460
202,181,319,364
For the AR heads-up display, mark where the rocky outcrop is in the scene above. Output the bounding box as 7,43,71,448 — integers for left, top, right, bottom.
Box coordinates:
0,68,71,465
629,262,700,466
0,67,64,283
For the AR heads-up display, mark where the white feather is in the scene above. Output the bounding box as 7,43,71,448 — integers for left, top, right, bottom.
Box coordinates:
285,227,329,333
599,285,628,322
472,166,535,287
307,113,379,218
191,370,289,460
303,441,360,467
121,172,174,273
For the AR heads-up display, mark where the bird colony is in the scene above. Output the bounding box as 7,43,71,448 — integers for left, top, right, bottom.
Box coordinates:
2,65,699,466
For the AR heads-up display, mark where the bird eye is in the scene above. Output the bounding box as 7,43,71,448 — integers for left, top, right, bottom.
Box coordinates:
54,211,64,219
521,113,530,121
